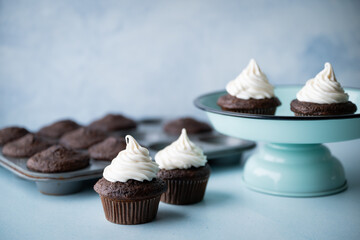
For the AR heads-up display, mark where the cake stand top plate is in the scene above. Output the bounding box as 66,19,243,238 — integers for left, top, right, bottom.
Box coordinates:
194,86,360,144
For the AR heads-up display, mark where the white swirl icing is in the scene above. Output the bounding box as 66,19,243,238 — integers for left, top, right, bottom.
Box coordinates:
226,59,275,100
103,135,159,183
296,63,349,104
154,128,207,170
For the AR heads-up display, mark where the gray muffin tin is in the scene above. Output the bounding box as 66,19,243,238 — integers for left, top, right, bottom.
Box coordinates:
0,118,255,195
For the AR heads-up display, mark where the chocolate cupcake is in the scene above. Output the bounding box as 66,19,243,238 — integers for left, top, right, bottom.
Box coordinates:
217,59,281,115
27,145,89,173
94,135,166,225
155,129,210,205
0,126,29,146
2,134,52,158
89,114,137,132
291,63,357,116
37,119,80,139
59,127,107,150
164,117,212,135
89,137,126,161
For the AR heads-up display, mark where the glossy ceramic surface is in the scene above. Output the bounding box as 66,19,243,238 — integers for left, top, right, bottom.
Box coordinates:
195,86,360,197
195,86,360,144
243,143,347,197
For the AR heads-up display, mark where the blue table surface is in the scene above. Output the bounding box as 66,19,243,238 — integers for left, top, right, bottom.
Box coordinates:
1,140,360,240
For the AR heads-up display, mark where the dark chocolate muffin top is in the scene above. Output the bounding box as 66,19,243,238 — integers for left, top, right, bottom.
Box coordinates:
59,127,107,150
290,99,357,116
88,137,126,161
2,133,52,158
163,117,212,135
0,126,29,146
27,145,90,173
37,119,81,139
217,94,281,110
157,164,211,180
88,114,137,132
94,178,167,200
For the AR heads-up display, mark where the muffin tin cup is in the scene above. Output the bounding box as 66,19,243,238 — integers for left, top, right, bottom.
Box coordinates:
36,181,84,195
99,195,162,225
160,177,209,205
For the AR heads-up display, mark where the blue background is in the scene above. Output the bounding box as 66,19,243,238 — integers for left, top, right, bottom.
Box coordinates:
1,0,360,129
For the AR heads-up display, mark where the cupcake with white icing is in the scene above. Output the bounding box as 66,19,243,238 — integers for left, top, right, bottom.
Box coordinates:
217,59,281,115
155,128,211,205
291,63,357,116
93,135,167,225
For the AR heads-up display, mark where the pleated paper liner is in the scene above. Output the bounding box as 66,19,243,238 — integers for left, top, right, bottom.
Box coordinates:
294,113,326,116
160,177,209,205
221,107,277,115
100,195,162,225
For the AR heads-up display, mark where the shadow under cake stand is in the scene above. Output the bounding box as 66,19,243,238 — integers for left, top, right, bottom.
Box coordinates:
195,85,360,197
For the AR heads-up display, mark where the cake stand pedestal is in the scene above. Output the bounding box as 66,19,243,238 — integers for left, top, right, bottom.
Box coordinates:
195,86,360,197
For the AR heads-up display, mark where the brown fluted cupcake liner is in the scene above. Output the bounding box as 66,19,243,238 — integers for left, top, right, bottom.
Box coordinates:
294,113,312,116
221,107,277,115
294,113,322,116
100,195,161,225
161,177,209,205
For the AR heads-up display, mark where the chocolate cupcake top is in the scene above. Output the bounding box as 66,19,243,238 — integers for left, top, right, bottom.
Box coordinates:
290,99,357,116
158,164,211,180
155,129,207,170
103,135,159,183
59,127,107,150
2,133,52,158
164,117,212,135
89,114,137,132
296,63,349,104
226,59,275,100
0,126,29,146
217,95,281,110
37,119,80,139
94,178,167,200
27,145,89,173
88,137,126,161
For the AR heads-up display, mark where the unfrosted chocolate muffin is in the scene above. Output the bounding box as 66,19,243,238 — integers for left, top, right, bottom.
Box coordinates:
59,127,107,150
89,137,126,161
217,94,281,115
2,134,52,158
27,145,90,173
290,99,357,116
89,114,137,132
0,126,29,146
164,117,212,135
37,119,80,139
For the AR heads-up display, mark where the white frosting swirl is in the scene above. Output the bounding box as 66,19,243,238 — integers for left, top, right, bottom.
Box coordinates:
226,59,275,99
155,128,207,170
296,63,349,104
103,135,159,183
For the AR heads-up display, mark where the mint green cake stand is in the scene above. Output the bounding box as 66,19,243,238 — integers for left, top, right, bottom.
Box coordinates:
195,86,360,197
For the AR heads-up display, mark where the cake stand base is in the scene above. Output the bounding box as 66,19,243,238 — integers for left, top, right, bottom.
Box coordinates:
243,143,347,197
